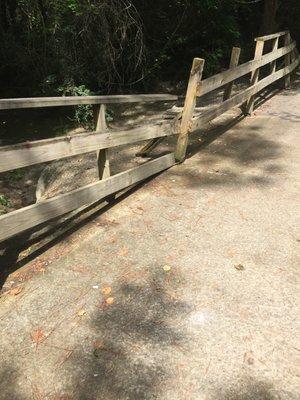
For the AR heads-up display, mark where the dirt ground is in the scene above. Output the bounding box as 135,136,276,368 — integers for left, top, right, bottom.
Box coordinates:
0,75,299,399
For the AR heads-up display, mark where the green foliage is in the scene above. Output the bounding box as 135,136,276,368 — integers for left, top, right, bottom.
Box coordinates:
0,195,11,208
0,0,298,98
58,81,94,128
8,169,25,183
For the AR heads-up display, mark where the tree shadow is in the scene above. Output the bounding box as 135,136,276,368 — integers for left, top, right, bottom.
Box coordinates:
214,377,297,400
64,272,190,399
165,110,284,188
0,363,25,400
0,170,166,291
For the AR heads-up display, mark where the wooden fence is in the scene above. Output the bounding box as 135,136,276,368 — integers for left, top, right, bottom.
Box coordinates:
0,31,299,243
175,30,299,161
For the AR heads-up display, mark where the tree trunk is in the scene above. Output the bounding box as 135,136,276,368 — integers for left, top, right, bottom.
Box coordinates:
261,0,279,35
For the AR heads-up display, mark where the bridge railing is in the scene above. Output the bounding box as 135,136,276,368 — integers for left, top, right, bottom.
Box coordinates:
0,94,178,243
175,30,300,161
0,31,299,243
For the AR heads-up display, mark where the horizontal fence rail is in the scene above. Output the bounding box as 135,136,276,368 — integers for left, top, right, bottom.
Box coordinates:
174,30,299,161
0,121,176,173
254,31,289,41
0,154,175,242
192,55,300,130
198,41,296,97
0,30,299,243
0,94,177,110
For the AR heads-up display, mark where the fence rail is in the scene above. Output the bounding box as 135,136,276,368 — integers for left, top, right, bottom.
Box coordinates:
175,30,299,161
0,121,176,173
0,30,299,243
198,41,296,96
0,94,177,110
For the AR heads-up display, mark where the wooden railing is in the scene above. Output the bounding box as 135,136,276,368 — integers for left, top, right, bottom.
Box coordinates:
175,30,300,161
0,94,177,242
0,31,299,243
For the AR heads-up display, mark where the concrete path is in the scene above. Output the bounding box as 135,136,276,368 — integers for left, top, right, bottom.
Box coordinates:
0,78,299,399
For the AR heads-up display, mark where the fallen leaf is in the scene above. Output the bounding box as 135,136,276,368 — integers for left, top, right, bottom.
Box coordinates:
235,264,245,271
93,340,104,349
163,265,171,272
31,329,45,345
118,247,128,257
226,249,235,259
102,286,112,296
244,351,255,365
10,286,23,296
106,297,114,305
77,309,86,316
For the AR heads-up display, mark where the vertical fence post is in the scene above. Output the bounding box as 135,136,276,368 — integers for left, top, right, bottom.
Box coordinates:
270,37,279,74
175,58,204,163
223,47,241,101
284,32,291,89
94,104,110,179
246,39,264,115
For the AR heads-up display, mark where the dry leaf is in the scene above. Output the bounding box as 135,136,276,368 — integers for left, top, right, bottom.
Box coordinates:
102,286,112,296
93,340,104,349
244,351,255,365
106,297,114,305
234,264,245,271
163,265,171,272
77,309,86,316
118,246,128,257
10,286,23,296
31,329,45,345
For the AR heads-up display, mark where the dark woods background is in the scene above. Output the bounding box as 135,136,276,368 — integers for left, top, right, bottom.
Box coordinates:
0,0,299,98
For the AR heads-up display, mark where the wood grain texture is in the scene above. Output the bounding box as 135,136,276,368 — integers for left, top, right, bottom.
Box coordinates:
0,94,178,110
246,39,265,115
254,31,288,42
0,122,174,173
192,56,300,131
223,47,241,101
94,104,110,180
175,58,204,162
284,33,292,89
197,41,296,97
0,153,175,242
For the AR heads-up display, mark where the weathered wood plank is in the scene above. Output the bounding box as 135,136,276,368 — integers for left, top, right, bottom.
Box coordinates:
0,153,175,242
135,138,164,157
175,58,205,162
94,104,110,180
0,94,178,110
284,32,291,89
246,39,265,115
254,31,288,42
0,122,174,173
270,37,279,74
197,41,296,97
223,47,241,101
192,56,300,131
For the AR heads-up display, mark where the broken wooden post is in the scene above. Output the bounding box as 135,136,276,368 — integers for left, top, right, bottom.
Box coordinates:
135,137,163,157
94,104,110,179
175,58,204,163
223,47,241,101
284,32,291,89
246,39,264,115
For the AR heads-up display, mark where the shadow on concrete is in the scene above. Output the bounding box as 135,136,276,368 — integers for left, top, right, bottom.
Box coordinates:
0,171,164,291
64,272,189,399
0,363,24,400
214,378,298,400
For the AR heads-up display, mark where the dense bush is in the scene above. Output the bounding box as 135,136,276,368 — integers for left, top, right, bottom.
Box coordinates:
0,0,299,97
